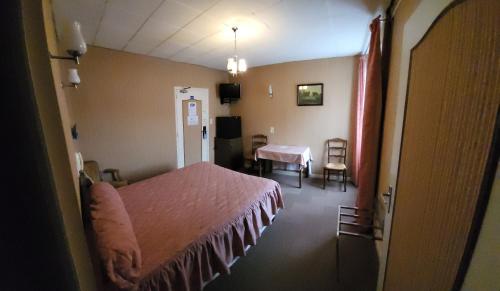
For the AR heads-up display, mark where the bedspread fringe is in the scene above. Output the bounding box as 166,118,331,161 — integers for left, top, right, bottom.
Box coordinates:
137,183,283,291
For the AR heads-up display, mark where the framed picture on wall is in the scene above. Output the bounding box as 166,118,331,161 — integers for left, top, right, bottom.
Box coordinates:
297,83,323,106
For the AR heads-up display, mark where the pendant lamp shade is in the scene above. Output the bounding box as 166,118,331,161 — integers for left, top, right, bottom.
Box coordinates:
226,27,247,75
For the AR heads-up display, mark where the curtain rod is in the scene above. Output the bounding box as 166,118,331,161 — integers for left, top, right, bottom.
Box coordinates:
362,16,387,55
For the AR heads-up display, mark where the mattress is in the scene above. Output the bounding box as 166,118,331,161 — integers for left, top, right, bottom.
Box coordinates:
116,162,283,291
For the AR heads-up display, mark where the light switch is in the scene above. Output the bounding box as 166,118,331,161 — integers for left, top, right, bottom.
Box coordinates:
75,152,84,173
270,126,275,134
209,118,213,125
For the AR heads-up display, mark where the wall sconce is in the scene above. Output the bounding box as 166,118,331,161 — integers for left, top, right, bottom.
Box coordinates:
62,68,81,88
268,85,273,98
50,21,87,64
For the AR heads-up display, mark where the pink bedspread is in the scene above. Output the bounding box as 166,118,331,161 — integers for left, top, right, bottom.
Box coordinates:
116,162,283,291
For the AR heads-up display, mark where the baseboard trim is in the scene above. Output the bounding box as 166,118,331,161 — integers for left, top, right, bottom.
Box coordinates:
271,169,352,181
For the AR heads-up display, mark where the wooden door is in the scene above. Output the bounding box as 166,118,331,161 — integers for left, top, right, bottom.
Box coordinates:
182,99,202,166
384,0,499,290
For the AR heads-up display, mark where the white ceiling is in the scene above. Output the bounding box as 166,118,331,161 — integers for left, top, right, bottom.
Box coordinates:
52,0,388,70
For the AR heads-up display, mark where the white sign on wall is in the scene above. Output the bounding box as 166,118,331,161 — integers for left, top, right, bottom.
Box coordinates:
187,101,199,125
188,101,197,116
187,115,199,126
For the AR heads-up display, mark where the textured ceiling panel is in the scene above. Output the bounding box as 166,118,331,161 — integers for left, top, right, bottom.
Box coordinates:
168,29,203,46
150,40,187,59
124,20,180,54
52,0,106,45
53,0,389,70
94,0,164,49
151,1,200,26
182,15,225,41
175,0,221,12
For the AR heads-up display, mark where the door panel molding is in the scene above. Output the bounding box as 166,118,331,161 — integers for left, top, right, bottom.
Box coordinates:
182,99,202,166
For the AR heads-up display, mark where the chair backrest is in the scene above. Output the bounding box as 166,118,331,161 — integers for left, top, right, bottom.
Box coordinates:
251,134,268,154
327,138,347,164
84,160,102,182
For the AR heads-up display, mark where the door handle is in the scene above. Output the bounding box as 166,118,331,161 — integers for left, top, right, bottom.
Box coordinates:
382,186,393,214
202,126,207,139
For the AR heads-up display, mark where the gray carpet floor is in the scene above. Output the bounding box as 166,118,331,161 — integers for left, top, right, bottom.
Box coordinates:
204,172,378,291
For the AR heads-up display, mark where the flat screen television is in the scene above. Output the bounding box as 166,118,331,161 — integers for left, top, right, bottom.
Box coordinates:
219,83,240,104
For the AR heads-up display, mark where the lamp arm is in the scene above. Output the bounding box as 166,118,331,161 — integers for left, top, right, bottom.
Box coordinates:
61,82,79,89
49,53,80,65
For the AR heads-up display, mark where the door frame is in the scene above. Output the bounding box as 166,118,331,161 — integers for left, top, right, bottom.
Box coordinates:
377,0,499,289
174,86,209,168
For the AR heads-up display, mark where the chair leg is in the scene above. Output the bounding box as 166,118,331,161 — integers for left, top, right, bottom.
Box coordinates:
299,167,302,188
323,169,326,189
343,170,346,192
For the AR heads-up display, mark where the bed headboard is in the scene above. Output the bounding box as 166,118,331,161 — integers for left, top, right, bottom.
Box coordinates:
79,171,93,228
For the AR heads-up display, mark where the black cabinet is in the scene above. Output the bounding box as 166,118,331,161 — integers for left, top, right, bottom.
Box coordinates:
214,116,243,170
214,137,243,170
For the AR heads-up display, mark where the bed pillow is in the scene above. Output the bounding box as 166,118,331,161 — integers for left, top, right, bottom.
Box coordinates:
89,182,142,289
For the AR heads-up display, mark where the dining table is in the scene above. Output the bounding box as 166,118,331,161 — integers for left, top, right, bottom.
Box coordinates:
255,144,312,188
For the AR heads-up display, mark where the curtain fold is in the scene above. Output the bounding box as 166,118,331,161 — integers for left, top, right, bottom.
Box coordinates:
354,17,383,212
351,55,367,186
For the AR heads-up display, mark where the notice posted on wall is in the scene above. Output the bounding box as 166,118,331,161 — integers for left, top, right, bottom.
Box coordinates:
188,101,197,116
187,115,199,126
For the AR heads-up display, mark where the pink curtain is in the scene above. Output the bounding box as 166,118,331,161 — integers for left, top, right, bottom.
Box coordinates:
354,17,383,212
351,55,367,186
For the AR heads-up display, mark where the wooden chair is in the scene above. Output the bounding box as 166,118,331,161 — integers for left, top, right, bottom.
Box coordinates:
251,134,268,154
83,160,128,188
245,134,268,169
323,138,347,191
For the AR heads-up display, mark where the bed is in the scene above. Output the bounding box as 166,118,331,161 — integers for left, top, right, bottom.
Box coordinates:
80,162,283,291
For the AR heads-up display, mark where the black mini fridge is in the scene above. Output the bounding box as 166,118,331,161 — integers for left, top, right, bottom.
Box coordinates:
214,116,243,170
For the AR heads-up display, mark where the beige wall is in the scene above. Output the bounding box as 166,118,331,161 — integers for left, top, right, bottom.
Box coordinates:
376,0,421,203
374,0,424,267
32,1,97,290
462,163,500,290
42,0,81,192
69,47,229,181
230,57,357,174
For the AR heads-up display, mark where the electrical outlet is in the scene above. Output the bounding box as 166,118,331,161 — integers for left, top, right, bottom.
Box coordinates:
270,126,275,134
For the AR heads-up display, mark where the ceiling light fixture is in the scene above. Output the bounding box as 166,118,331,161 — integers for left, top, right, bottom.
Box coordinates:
226,27,247,76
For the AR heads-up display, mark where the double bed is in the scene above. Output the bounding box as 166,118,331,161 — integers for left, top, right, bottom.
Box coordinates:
81,162,283,291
